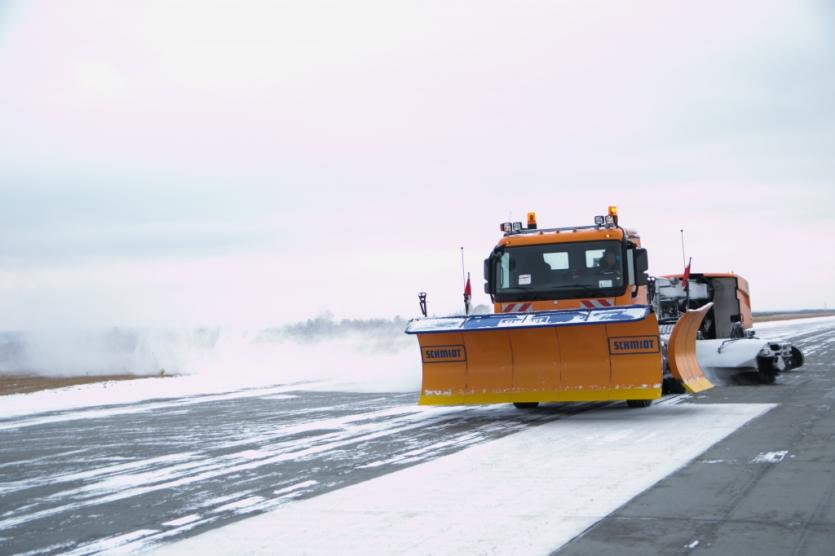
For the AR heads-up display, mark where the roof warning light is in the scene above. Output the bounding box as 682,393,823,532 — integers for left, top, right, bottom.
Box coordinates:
527,212,537,229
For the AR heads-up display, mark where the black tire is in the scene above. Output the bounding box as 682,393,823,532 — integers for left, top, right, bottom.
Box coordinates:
756,356,777,384
789,347,804,370
662,376,686,395
513,402,539,409
627,399,652,408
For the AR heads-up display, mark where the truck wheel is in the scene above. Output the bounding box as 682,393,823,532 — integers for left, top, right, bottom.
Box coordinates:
756,356,777,384
513,402,539,409
662,377,686,395
789,347,804,370
627,399,652,408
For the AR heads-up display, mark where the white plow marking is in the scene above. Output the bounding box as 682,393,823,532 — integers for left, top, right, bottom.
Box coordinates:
152,402,773,556
751,450,789,464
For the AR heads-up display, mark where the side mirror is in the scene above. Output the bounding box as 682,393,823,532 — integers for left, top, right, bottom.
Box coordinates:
483,256,494,296
635,249,648,273
635,248,649,286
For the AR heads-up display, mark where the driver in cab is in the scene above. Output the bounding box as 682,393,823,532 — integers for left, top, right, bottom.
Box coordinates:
597,248,621,275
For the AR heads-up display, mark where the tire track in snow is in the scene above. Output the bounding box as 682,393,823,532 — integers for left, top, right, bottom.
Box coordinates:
0,389,588,556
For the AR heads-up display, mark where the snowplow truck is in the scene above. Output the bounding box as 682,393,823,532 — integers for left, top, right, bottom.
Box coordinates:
405,208,713,408
654,273,804,384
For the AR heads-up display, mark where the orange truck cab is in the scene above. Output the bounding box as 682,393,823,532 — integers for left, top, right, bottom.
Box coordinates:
484,209,650,312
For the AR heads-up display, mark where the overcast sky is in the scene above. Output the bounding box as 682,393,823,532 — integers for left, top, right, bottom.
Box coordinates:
1,0,833,329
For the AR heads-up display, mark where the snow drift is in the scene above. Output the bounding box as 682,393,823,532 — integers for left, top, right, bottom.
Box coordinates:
0,315,421,392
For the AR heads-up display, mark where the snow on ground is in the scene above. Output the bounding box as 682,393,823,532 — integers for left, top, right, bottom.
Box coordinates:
0,381,306,429
0,376,301,421
754,315,835,358
1,392,509,555
149,402,774,556
754,315,835,337
751,450,789,464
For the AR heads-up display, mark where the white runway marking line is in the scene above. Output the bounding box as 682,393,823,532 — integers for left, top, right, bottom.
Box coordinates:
150,402,775,556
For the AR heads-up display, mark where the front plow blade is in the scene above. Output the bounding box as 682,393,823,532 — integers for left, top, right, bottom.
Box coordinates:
406,306,663,405
667,302,714,393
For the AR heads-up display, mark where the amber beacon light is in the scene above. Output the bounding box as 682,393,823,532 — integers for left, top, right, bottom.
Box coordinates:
527,212,537,229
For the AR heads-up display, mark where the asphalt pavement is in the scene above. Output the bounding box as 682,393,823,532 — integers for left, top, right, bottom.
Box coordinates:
556,322,835,555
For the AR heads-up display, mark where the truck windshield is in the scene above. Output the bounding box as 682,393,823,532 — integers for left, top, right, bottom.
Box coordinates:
493,240,626,299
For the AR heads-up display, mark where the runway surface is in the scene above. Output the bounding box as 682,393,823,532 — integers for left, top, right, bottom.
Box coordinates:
1,317,833,555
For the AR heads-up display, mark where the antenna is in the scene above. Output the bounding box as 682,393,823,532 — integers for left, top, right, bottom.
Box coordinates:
680,229,686,269
460,246,466,283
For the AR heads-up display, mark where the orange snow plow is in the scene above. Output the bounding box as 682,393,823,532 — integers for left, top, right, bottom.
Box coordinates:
666,303,715,393
406,208,713,407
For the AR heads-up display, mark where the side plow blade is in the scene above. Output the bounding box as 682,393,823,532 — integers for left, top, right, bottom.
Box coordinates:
406,306,664,405
667,302,715,393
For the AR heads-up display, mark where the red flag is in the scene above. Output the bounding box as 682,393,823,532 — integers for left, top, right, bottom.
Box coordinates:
682,257,692,290
463,273,472,314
